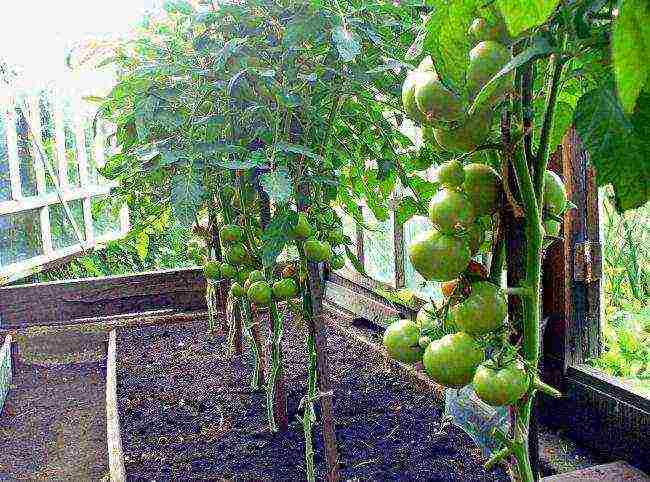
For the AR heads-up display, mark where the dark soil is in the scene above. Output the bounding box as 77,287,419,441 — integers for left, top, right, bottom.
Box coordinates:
0,361,108,481
117,312,509,482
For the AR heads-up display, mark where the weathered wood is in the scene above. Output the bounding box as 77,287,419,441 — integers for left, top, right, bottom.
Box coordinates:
1,335,13,414
393,207,406,289
325,281,402,327
0,268,209,329
542,461,649,481
106,329,126,482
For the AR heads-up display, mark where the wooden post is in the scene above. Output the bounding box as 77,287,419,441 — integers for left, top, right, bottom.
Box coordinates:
9,336,20,378
106,330,127,482
393,204,406,289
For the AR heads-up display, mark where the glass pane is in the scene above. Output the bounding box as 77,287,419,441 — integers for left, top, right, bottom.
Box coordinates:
92,196,121,238
0,209,42,266
15,107,37,198
404,215,443,304
50,200,86,250
0,114,9,201
363,207,395,285
63,106,81,187
40,91,58,195
336,207,358,270
589,191,650,399
85,125,100,186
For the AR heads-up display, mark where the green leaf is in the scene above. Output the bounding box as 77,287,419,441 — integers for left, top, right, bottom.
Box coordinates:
423,0,480,91
170,171,205,226
395,196,420,224
496,0,561,36
409,176,439,207
574,87,650,211
612,0,650,113
344,245,366,275
261,207,298,266
332,25,361,63
273,142,325,163
135,231,150,261
259,168,292,203
468,36,553,115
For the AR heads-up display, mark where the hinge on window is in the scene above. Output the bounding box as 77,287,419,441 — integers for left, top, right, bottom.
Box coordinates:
574,241,602,283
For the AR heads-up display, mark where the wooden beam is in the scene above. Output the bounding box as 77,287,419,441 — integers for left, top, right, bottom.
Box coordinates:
106,329,127,482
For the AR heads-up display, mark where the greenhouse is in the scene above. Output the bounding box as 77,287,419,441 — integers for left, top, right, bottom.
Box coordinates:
0,1,649,481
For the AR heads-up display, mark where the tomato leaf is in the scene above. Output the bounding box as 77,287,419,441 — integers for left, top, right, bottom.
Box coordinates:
574,87,650,211
395,196,420,225
332,25,361,63
259,168,292,203
496,0,561,37
344,245,366,275
612,0,650,114
170,170,205,226
261,207,298,266
273,142,324,163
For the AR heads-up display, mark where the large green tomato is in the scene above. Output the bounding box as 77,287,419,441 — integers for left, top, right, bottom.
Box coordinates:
408,229,471,281
382,319,424,364
304,238,333,263
220,224,244,244
466,41,513,104
230,282,245,299
473,361,530,406
248,269,265,283
451,281,507,336
432,109,493,153
220,263,236,280
428,189,476,234
402,70,428,124
462,163,501,216
247,281,273,306
292,213,313,240
543,170,567,215
423,332,485,388
327,228,345,247
225,243,249,265
436,160,465,188
272,278,299,301
203,261,221,280
414,71,464,125
468,16,510,44
467,222,486,255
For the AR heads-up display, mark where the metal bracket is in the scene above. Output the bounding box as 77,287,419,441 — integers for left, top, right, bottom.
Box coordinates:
574,241,602,283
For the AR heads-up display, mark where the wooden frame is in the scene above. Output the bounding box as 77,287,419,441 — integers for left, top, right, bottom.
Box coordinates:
106,329,127,482
0,334,12,416
0,87,129,285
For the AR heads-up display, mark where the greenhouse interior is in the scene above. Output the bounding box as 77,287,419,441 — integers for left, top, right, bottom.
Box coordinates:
0,1,649,481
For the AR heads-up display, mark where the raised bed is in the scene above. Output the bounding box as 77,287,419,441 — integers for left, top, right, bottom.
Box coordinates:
0,335,13,416
114,313,509,481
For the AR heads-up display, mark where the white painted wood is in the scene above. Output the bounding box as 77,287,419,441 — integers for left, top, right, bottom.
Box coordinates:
54,92,68,191
106,329,127,482
1,92,22,200
0,184,112,215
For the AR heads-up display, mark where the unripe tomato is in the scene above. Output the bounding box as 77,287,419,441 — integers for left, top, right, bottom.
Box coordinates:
230,282,245,299
272,278,299,301
428,189,476,234
220,263,236,280
451,281,507,336
304,238,333,263
327,228,345,247
292,213,313,240
543,170,567,215
408,229,471,281
382,319,424,364
237,268,253,285
248,269,265,282
473,361,530,406
329,253,346,270
225,243,248,265
423,332,484,388
463,163,501,216
247,281,273,306
220,224,244,244
436,160,465,188
203,261,221,280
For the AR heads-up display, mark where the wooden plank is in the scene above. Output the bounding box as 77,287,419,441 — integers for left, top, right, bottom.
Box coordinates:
0,184,112,215
0,268,208,329
542,461,649,481
325,281,401,327
0,334,12,415
106,329,127,482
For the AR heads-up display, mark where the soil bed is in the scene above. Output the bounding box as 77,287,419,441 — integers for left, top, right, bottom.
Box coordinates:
117,312,509,481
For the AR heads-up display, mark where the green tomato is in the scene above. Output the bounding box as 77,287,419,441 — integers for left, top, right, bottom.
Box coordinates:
432,109,493,153
247,280,273,306
248,269,265,282
292,213,313,240
272,278,299,301
237,268,253,285
451,281,507,336
220,224,244,244
382,319,424,364
473,361,530,406
414,70,464,125
402,70,428,124
220,263,237,280
230,282,245,299
543,170,567,215
462,163,501,216
408,229,471,281
423,332,485,388
466,41,513,104
329,253,346,270
303,238,333,263
203,261,221,280
225,243,248,265
327,228,345,247
428,189,476,234
436,160,465,188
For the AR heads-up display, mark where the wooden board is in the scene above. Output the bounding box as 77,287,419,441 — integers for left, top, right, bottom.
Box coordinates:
106,329,126,482
542,461,649,481
0,268,211,330
0,335,12,415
